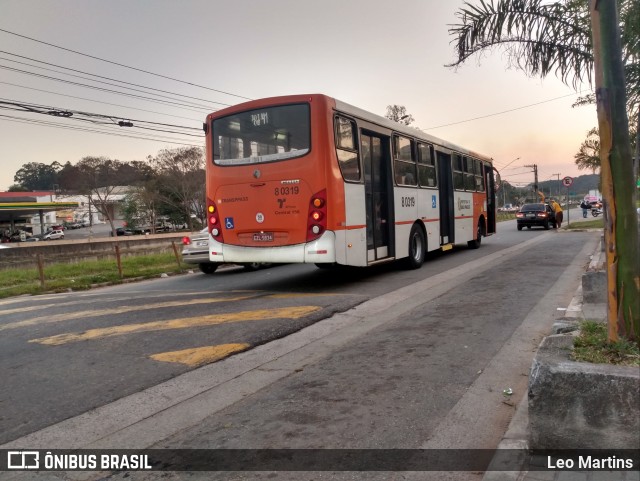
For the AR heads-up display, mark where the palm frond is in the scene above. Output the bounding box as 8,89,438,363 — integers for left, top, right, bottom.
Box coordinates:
447,0,593,88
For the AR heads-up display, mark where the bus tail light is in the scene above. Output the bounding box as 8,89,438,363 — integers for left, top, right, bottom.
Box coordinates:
307,189,327,242
207,199,224,242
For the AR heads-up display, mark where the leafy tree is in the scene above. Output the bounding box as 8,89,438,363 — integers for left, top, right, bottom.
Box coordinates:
385,105,415,125
71,157,125,235
7,184,28,192
122,178,164,233
13,161,62,191
149,147,205,230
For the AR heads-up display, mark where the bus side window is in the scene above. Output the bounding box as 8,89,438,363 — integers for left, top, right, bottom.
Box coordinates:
453,154,465,190
417,143,437,187
475,159,485,191
463,156,476,191
393,135,417,186
335,116,360,181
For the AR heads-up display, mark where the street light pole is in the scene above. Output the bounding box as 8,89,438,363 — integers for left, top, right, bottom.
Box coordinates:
499,157,520,207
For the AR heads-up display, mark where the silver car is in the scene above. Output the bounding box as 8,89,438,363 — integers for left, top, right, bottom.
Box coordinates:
181,229,268,274
181,229,218,274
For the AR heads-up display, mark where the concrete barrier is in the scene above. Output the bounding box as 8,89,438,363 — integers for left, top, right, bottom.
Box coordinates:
0,234,187,270
528,334,640,449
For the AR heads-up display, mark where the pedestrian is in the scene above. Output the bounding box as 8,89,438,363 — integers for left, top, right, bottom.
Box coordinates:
580,199,590,218
549,198,563,228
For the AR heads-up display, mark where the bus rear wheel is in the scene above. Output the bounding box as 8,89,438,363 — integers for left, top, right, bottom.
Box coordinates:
198,262,219,275
467,220,483,249
405,224,426,269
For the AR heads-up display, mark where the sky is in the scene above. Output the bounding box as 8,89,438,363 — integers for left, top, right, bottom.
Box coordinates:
0,0,597,192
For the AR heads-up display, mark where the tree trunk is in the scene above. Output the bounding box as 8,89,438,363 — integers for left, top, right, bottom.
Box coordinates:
590,0,639,342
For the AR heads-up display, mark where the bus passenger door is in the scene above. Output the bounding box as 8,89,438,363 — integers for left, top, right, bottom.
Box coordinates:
485,164,497,235
436,151,455,245
361,132,393,262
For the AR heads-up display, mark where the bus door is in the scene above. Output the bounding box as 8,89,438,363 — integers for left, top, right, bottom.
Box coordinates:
361,131,394,262
436,151,455,245
485,164,497,235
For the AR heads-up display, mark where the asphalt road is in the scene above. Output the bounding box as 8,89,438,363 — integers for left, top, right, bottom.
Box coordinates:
0,217,601,479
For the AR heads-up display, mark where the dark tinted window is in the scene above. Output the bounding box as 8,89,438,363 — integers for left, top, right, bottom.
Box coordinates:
213,103,310,165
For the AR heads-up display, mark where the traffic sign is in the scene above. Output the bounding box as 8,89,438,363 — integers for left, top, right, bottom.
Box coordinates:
562,176,573,187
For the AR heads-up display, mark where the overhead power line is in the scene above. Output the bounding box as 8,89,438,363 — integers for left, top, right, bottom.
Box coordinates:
423,92,588,131
0,114,203,147
0,81,205,122
0,64,217,112
0,27,253,101
0,99,204,138
0,51,233,108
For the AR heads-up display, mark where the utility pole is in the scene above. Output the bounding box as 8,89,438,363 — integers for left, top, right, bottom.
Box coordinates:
552,173,561,197
524,164,538,201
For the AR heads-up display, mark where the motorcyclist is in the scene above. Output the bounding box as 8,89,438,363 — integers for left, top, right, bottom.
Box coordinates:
580,199,590,218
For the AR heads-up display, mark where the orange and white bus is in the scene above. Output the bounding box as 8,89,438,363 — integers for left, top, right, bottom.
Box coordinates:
204,94,497,269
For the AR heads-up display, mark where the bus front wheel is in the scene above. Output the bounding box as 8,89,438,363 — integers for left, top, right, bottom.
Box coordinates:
405,224,426,269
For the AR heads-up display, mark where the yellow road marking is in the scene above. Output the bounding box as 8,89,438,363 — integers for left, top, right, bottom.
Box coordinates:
29,306,321,345
0,290,261,315
0,295,255,332
150,343,250,367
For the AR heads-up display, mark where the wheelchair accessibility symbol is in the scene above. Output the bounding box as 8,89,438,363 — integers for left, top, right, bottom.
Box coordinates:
225,217,234,229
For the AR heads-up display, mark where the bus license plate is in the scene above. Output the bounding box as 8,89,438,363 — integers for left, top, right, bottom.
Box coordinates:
253,232,274,242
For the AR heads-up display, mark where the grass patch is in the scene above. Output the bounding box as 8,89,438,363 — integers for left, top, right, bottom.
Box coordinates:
566,218,604,229
0,252,184,299
497,212,516,222
572,321,640,366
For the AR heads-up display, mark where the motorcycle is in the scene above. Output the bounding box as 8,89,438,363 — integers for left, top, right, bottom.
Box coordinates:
591,207,603,217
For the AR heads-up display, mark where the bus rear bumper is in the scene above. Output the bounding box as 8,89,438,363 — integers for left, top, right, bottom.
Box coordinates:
208,231,336,264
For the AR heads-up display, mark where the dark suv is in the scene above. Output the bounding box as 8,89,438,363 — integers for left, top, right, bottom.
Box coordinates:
516,203,557,230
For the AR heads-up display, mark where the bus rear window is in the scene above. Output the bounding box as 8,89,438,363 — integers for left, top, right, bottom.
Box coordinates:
212,104,310,165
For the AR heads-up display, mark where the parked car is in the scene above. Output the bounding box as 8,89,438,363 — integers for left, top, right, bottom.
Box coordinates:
516,203,557,230
43,230,65,240
50,225,65,231
64,222,83,229
181,229,269,274
110,227,134,236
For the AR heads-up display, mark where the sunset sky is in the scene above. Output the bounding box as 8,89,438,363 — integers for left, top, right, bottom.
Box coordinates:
0,0,597,191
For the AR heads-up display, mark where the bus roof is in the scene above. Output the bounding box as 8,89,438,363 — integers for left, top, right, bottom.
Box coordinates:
208,93,493,164
333,97,493,163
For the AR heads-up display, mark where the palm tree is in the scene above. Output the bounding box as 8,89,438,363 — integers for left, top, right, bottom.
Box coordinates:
447,0,638,119
448,0,639,342
574,128,601,173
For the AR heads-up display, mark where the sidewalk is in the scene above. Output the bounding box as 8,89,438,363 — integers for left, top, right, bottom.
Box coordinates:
482,239,638,481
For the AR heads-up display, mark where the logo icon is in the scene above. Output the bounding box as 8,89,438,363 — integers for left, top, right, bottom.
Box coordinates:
225,217,234,229
256,213,265,224
432,195,437,208
8,451,40,469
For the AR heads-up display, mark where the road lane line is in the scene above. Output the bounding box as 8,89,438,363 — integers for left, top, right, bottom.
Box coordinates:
150,343,251,367
29,306,321,345
0,290,261,317
0,295,256,332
